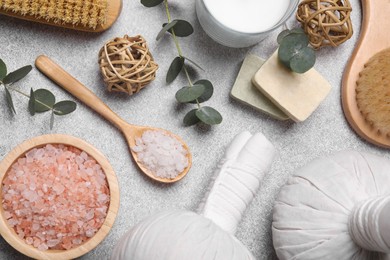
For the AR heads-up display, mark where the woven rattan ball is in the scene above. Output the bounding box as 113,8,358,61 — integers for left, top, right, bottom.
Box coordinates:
296,0,353,49
98,35,158,95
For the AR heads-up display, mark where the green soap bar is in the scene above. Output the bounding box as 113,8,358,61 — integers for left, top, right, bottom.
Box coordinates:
231,54,289,120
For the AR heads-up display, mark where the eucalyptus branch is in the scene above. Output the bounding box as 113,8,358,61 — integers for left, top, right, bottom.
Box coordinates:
141,0,222,126
164,1,184,57
0,59,77,129
7,86,52,111
277,27,316,73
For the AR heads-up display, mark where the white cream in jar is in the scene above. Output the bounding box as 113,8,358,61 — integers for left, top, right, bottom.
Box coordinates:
203,0,291,33
196,0,297,47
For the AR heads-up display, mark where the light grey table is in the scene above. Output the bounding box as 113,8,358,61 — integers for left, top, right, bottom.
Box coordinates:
0,1,383,259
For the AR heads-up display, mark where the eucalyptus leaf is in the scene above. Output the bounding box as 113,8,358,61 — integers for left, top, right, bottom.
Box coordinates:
34,89,55,112
5,87,16,114
277,27,316,73
175,85,205,103
290,27,305,34
166,56,184,83
289,47,316,74
195,106,222,125
278,33,309,69
157,21,178,40
50,112,54,130
165,19,194,37
28,88,35,116
3,65,32,84
277,29,291,44
53,101,77,115
183,56,204,71
140,0,164,7
183,109,200,126
0,59,6,81
189,79,213,104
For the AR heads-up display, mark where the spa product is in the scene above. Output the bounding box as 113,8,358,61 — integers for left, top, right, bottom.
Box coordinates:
0,0,122,32
98,35,158,95
297,0,353,48
131,130,189,179
196,0,299,48
356,48,390,137
35,56,192,183
111,131,276,260
252,51,331,122
0,134,119,260
2,144,110,251
342,0,390,148
273,151,390,259
205,0,290,33
230,55,289,120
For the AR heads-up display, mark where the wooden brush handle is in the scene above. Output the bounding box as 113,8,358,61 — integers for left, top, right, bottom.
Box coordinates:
35,55,127,130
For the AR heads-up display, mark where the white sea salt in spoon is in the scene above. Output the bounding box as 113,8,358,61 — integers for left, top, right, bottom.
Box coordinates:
132,130,189,179
35,55,192,183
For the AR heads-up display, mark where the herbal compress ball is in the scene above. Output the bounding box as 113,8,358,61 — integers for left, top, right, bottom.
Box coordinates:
112,210,255,260
112,132,277,260
98,35,158,95
273,151,390,259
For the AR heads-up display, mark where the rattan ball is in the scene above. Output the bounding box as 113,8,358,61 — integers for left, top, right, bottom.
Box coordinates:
296,0,353,49
98,35,158,95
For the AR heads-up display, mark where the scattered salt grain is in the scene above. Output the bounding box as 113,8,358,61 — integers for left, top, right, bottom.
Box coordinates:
37,243,48,251
47,239,60,247
85,229,95,238
131,130,189,179
1,144,110,251
26,237,33,245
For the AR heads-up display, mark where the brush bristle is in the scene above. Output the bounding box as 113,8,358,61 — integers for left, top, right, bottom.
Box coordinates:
356,48,390,137
0,0,108,29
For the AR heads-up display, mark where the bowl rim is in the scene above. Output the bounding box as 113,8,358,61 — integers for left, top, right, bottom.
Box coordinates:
0,134,120,260
198,0,300,36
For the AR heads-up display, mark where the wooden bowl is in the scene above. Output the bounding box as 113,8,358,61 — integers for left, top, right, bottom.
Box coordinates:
0,134,120,259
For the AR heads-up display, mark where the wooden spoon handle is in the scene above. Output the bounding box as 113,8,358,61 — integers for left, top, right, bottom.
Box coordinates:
35,55,128,130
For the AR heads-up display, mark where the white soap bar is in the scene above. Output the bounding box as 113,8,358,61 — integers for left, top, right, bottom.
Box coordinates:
252,51,332,122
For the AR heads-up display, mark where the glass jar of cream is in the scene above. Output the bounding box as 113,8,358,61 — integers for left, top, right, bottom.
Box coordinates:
196,0,299,48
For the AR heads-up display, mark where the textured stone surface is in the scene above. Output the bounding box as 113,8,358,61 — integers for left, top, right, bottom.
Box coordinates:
0,1,386,259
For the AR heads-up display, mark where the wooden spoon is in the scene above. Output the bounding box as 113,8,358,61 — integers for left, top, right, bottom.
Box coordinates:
35,55,192,183
342,0,390,148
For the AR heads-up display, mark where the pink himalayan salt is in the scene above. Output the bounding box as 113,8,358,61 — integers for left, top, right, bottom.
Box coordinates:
1,144,110,251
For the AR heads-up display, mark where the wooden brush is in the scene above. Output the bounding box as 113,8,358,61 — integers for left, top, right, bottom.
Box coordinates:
0,0,122,32
342,0,390,148
355,48,390,137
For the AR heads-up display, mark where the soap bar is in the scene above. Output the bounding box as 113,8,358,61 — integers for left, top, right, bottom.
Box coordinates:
231,55,289,120
252,51,331,122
